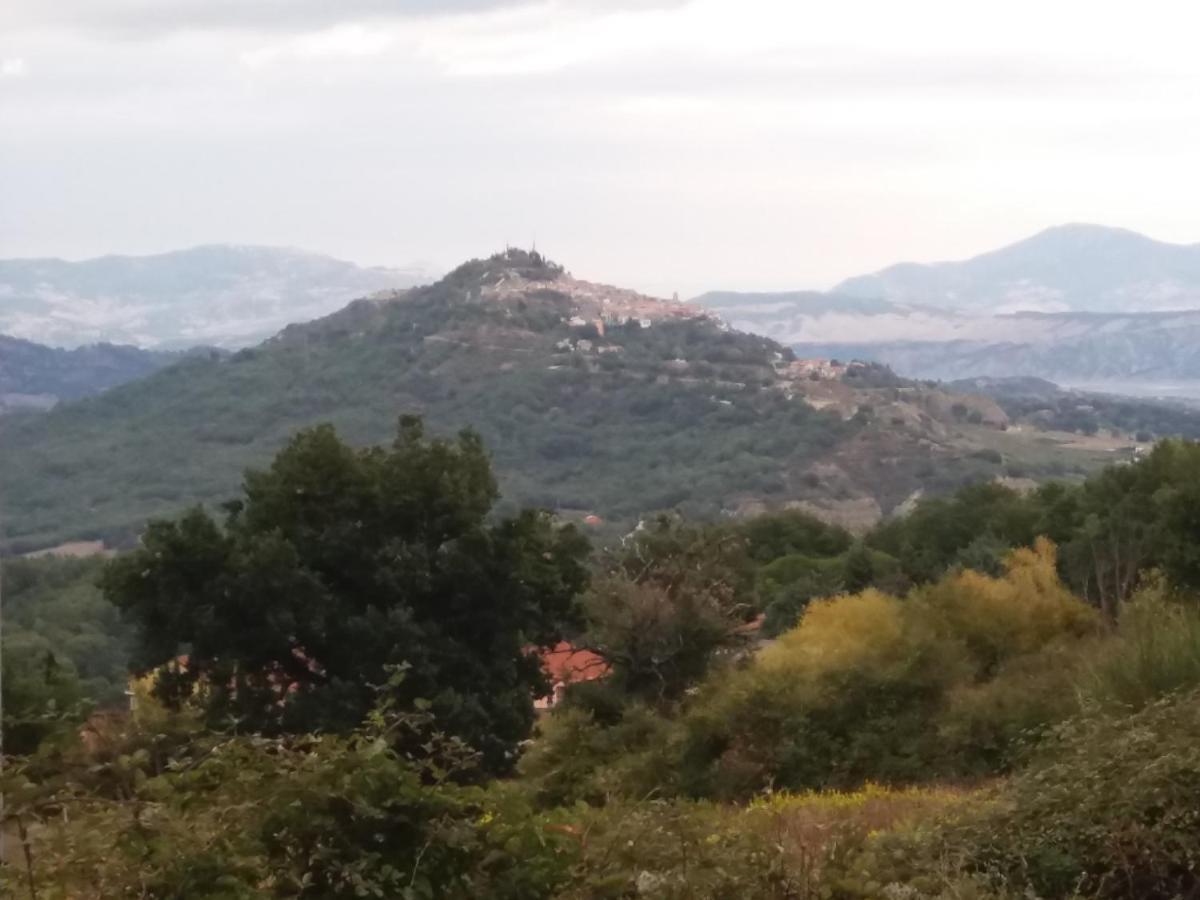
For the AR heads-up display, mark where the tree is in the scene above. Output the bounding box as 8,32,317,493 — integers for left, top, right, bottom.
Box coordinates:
101,417,590,773
841,541,876,593
2,648,85,755
580,517,756,705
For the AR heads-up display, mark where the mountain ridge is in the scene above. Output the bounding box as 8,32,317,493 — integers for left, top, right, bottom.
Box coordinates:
0,334,187,414
0,244,432,350
696,224,1200,393
832,223,1200,314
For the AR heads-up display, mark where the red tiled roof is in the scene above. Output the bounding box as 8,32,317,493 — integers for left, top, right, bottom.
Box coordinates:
539,642,609,687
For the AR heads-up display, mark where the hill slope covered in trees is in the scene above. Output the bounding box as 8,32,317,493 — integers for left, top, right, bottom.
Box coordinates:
0,334,188,414
0,250,1130,552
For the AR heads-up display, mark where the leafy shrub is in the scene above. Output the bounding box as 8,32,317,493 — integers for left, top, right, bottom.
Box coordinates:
842,691,1200,900
1081,572,1200,709
908,539,1099,677
519,703,678,807
555,784,970,900
674,542,1099,798
5,692,579,899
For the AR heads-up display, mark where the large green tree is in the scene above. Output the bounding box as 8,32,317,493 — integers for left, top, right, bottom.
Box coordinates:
101,417,590,773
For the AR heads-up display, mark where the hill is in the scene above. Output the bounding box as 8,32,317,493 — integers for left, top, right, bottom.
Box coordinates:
835,223,1200,314
0,250,1130,553
0,245,429,349
0,334,181,414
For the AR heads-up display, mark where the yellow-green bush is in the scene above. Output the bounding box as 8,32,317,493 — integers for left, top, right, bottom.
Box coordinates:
909,538,1099,675
554,784,973,900
674,541,1101,797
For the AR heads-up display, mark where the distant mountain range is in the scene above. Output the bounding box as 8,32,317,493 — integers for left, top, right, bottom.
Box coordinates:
834,223,1200,314
697,224,1200,395
0,245,431,349
0,335,183,414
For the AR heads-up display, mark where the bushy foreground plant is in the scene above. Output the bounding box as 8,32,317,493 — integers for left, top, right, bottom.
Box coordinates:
1,680,579,899
1081,572,1200,709
519,699,679,807
554,784,972,900
837,689,1200,900
674,540,1100,797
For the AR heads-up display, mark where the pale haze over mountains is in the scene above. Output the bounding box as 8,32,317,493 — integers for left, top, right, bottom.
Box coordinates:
7,0,1200,294
8,224,1200,402
0,245,431,349
834,224,1200,314
698,224,1200,396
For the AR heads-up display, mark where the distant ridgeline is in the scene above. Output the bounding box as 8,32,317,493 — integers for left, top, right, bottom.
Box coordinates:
0,249,1151,553
698,225,1200,393
0,244,425,349
0,335,185,414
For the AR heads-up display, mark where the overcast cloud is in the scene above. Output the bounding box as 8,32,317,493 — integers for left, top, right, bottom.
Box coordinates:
3,0,1200,295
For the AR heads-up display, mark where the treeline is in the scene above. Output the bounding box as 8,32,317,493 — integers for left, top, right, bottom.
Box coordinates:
5,422,1200,898
867,438,1200,618
954,376,1200,439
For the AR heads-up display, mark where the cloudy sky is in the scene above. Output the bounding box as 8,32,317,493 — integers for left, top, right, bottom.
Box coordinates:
3,0,1200,295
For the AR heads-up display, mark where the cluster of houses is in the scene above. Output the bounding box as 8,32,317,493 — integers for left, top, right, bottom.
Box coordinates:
555,335,624,355
776,357,849,380
566,314,652,333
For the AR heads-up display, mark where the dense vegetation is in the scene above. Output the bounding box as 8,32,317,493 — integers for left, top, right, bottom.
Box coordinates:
9,258,1200,897
0,250,1125,554
0,253,860,551
0,335,180,410
1,556,129,754
6,413,1200,897
101,418,589,773
868,439,1200,617
949,375,1200,439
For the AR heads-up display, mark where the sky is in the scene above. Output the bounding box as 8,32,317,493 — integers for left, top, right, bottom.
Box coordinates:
3,0,1200,296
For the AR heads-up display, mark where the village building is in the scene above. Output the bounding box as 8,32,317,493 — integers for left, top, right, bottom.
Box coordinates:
533,642,609,710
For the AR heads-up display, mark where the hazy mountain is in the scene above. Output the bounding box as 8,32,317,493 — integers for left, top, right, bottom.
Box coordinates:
697,226,1200,396
835,224,1200,313
0,249,1117,553
0,334,183,414
790,310,1200,388
0,245,431,349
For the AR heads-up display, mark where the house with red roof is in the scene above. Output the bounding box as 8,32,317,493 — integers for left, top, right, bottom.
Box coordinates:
534,642,610,710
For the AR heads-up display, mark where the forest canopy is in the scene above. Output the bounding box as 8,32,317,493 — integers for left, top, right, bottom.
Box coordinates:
8,420,1200,898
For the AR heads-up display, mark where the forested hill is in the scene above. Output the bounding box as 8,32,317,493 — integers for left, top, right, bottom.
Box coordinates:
0,335,180,413
0,250,1123,552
